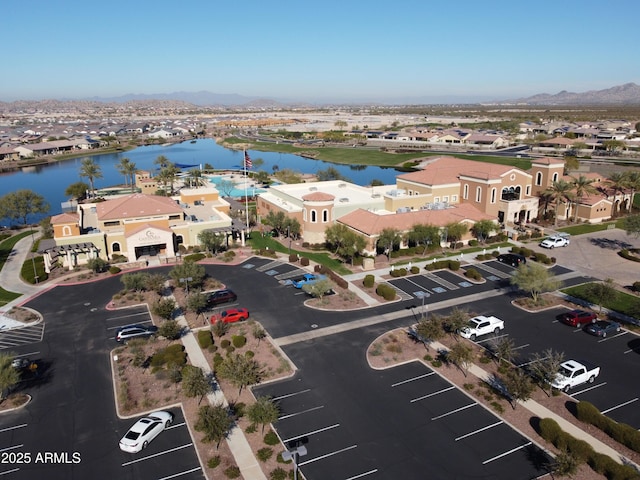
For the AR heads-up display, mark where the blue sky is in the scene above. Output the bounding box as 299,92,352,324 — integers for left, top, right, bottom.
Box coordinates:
3,0,639,103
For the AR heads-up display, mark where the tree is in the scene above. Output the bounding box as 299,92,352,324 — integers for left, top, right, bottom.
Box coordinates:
470,219,496,244
442,308,469,340
0,190,49,226
216,353,263,396
283,217,301,240
377,228,401,259
606,172,627,216
198,230,226,254
545,180,574,226
0,353,20,401
324,223,366,263
262,211,287,236
623,170,640,212
152,298,176,321
182,365,211,405
585,279,617,313
623,214,640,237
169,261,206,290
116,157,137,191
186,291,209,322
510,262,561,305
158,163,179,195
86,257,108,273
252,323,267,345
444,222,468,249
527,349,565,397
217,179,235,197
158,319,181,340
316,166,349,182
302,278,333,300
405,223,440,254
570,174,598,222
187,169,205,188
246,396,280,434
415,316,445,347
121,272,149,293
447,343,474,377
490,336,517,365
78,158,102,197
64,181,90,201
144,273,167,296
194,404,233,448
602,139,625,152
502,368,534,410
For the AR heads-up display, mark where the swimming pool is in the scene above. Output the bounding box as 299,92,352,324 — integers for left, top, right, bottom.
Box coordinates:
208,175,266,198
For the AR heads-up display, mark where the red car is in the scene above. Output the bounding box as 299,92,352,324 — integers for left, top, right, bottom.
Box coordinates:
557,309,597,328
210,308,249,324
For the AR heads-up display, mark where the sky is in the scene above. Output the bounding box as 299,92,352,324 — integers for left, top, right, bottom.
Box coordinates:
2,0,639,104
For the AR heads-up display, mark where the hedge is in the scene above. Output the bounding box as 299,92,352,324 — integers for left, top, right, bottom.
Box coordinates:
576,401,640,454
197,330,214,349
376,284,397,301
315,265,348,289
150,344,187,368
425,260,460,271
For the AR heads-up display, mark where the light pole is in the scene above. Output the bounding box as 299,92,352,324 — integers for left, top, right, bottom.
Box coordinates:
282,445,307,480
179,276,192,295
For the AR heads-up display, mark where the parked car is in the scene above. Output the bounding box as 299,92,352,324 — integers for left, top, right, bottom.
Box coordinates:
551,360,600,392
557,309,597,328
585,320,621,338
119,411,174,453
210,308,249,324
116,324,158,343
540,235,570,248
459,315,505,340
497,253,527,267
291,273,326,289
206,289,237,307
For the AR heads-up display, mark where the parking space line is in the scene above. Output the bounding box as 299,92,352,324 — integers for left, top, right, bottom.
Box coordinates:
298,444,357,466
624,346,640,354
166,422,186,430
570,382,607,396
601,397,639,414
391,372,435,387
455,421,503,441
107,320,153,330
0,445,23,453
482,442,532,464
512,343,530,351
272,389,311,401
0,424,27,433
431,403,477,420
476,333,509,344
283,424,340,443
157,466,202,480
107,312,150,322
13,351,39,359
410,386,455,403
121,443,193,467
345,469,378,479
0,468,19,476
279,405,324,420
597,331,627,343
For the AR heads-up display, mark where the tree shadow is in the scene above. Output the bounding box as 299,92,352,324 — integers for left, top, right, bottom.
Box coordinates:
627,338,640,356
565,400,578,418
589,237,633,250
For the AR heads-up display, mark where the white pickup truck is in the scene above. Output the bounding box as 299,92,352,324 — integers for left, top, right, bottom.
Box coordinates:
459,315,504,340
551,360,600,392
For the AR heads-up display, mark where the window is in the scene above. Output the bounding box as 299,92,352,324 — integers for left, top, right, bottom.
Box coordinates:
552,172,559,182
62,225,72,236
112,242,121,252
536,172,543,186
434,197,440,203
443,196,449,203
491,188,496,203
311,210,317,223
104,220,120,227
322,209,328,222
452,195,458,202
463,184,469,200
526,185,531,196
476,187,482,202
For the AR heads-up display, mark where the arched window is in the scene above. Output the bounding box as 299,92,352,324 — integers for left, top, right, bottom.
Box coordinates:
322,209,329,222
311,210,317,223
463,184,469,200
552,172,559,182
536,172,543,186
475,186,482,202
112,242,121,252
62,225,72,236
491,188,497,203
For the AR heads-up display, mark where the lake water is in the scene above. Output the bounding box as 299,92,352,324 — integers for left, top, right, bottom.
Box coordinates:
0,139,402,224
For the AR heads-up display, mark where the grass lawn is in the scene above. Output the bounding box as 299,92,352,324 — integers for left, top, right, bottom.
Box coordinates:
558,219,626,236
0,230,36,306
562,283,640,319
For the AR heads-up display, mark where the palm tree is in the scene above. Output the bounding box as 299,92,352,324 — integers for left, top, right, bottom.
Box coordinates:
544,179,574,226
188,169,205,188
623,170,640,213
124,160,138,192
116,157,138,192
605,172,627,216
79,158,103,198
154,155,170,170
570,174,598,222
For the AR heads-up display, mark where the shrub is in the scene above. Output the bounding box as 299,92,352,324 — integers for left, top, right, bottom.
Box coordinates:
538,418,562,444
257,447,274,462
207,456,221,469
151,344,187,368
220,339,231,349
158,319,181,340
632,281,640,293
288,253,298,263
109,266,121,275
269,467,288,480
576,401,640,454
223,465,241,478
300,257,309,266
183,253,206,262
410,266,420,274
197,329,214,349
468,239,479,247
263,430,279,446
363,274,375,288
375,284,396,301
232,335,247,348
390,268,407,277
464,267,482,280
448,260,460,270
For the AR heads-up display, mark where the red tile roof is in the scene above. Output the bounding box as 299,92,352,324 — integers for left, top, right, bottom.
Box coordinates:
96,193,182,220
338,203,494,236
398,157,516,185
302,192,335,202
50,212,79,224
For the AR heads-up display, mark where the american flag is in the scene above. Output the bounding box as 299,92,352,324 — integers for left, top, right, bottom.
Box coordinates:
244,150,252,170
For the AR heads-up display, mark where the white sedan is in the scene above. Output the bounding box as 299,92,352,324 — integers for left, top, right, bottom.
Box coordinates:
539,236,570,248
119,411,174,453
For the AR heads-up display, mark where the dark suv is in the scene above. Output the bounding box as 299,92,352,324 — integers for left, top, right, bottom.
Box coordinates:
497,253,527,267
206,289,238,307
116,324,158,343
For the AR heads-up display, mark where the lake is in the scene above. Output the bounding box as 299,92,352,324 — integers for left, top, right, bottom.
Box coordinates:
0,139,403,224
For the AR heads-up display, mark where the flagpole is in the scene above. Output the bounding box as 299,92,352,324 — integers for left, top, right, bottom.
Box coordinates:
243,150,249,245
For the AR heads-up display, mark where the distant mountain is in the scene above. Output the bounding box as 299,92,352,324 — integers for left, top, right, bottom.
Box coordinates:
510,82,640,105
86,91,273,107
